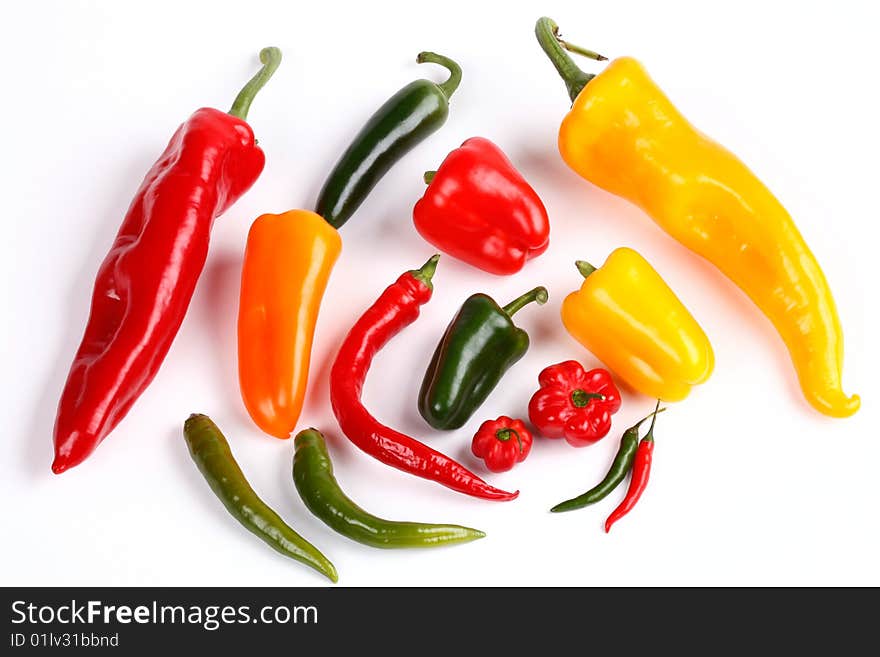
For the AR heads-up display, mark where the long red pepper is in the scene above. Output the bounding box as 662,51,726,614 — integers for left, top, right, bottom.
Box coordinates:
329,255,518,501
51,47,282,474
604,400,661,532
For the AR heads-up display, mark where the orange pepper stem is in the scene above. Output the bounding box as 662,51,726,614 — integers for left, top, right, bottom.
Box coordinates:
228,47,282,121
502,286,549,317
535,17,605,103
575,260,597,278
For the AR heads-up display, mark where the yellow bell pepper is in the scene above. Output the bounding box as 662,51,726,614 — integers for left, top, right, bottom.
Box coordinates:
536,17,859,418
562,247,714,402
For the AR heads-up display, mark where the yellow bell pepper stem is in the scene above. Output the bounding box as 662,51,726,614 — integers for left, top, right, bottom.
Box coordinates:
561,248,714,403
537,17,859,418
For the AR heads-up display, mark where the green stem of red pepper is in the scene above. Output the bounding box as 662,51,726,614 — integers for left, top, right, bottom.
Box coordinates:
228,46,283,121
495,428,524,455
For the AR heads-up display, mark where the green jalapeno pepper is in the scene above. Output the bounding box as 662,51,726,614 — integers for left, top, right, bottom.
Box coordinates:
314,51,461,229
418,286,549,430
292,428,486,548
183,414,338,582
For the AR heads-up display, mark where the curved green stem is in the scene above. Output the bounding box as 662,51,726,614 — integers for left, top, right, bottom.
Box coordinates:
228,46,282,121
576,260,597,278
424,170,437,184
495,429,524,455
411,254,441,289
535,17,604,103
502,286,549,317
416,51,462,99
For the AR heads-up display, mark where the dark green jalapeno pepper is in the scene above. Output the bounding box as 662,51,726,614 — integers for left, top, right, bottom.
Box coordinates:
418,286,549,430
183,414,338,582
314,51,461,229
292,428,486,548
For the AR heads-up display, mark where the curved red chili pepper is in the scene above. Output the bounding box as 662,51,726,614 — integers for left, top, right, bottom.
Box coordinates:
329,255,518,501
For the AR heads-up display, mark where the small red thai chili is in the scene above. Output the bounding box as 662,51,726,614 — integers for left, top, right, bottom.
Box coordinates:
605,400,662,533
329,255,518,501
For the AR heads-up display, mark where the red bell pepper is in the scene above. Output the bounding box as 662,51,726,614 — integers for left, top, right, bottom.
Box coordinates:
528,360,622,447
471,416,533,473
412,137,550,275
51,48,281,474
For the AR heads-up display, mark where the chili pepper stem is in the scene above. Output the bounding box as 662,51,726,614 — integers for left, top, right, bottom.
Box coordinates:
496,428,524,455
416,51,462,99
535,17,604,103
228,46,282,121
642,399,662,442
410,254,441,289
423,170,437,184
502,286,549,317
570,389,604,407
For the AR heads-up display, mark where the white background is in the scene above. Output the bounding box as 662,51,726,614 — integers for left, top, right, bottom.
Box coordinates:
2,0,875,587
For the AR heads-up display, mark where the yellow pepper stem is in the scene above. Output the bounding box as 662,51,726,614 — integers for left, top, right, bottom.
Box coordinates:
535,17,606,103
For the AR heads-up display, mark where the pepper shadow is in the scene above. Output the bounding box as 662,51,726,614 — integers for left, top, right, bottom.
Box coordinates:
24,152,159,481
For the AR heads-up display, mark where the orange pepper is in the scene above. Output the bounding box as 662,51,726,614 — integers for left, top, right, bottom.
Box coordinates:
238,210,342,438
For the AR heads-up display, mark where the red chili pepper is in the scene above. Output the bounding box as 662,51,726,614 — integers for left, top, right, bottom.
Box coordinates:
329,255,518,501
605,401,661,533
471,416,533,473
51,48,282,474
527,360,622,447
412,137,550,275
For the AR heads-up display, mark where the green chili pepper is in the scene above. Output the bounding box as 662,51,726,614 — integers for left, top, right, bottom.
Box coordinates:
314,51,461,229
292,428,486,548
418,286,549,430
183,414,338,582
550,406,666,513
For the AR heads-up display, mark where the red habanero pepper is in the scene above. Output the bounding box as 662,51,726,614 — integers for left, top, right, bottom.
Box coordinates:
528,360,622,447
605,401,662,533
329,255,518,501
471,416,533,473
51,48,282,474
412,137,550,275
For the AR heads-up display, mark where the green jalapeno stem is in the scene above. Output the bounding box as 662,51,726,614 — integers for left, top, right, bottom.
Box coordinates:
228,46,282,121
535,17,605,103
502,286,549,317
416,51,462,99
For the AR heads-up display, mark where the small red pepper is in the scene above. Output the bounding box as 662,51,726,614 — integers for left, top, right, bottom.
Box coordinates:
412,137,550,275
605,401,662,533
51,48,282,474
471,416,533,473
329,255,518,501
527,360,622,447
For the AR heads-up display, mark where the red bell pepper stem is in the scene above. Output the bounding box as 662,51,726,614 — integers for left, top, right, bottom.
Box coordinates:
228,47,282,121
604,400,662,532
329,255,518,501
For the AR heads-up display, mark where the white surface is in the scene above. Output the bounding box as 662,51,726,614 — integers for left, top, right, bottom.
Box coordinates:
1,0,875,587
